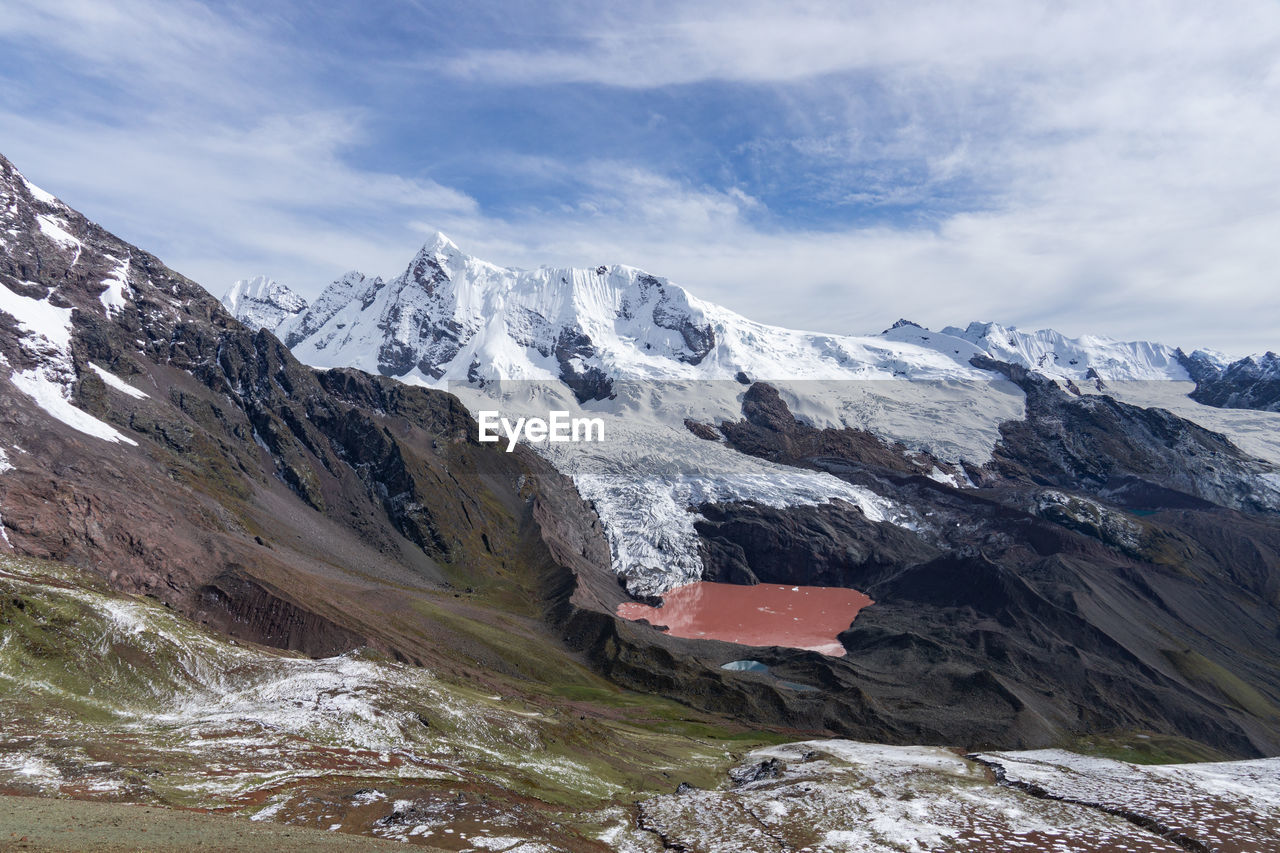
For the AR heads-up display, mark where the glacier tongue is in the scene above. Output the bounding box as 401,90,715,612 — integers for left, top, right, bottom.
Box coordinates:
454,379,936,597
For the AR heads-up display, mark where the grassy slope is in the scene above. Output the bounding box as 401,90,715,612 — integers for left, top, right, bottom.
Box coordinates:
0,554,782,847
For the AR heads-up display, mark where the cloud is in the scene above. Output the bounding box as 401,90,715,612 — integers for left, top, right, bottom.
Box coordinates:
435,1,1279,90
425,0,1280,353
0,105,479,293
0,0,480,294
1,0,1277,356
0,0,268,111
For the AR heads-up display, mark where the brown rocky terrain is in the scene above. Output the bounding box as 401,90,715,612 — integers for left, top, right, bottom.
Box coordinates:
690,378,1280,757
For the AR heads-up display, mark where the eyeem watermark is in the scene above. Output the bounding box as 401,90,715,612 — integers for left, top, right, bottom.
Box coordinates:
477,411,605,451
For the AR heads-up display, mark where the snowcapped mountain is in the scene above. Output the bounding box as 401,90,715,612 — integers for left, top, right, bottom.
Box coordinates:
223,233,1280,600
1184,349,1280,412
221,276,308,333
937,321,1190,381
225,232,1001,399
226,234,1201,401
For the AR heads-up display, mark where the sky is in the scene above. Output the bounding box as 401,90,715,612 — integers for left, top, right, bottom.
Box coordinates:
1,0,1278,356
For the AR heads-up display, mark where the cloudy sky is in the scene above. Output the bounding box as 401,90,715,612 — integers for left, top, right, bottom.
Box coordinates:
2,0,1278,355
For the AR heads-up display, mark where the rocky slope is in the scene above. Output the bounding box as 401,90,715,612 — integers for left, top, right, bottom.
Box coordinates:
0,151,623,683
5,553,1278,852
213,226,1280,758
639,741,1280,852
0,554,741,850
694,379,1280,757
1180,348,1280,412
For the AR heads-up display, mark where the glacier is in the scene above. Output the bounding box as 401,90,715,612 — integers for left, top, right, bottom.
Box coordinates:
223,233,1277,596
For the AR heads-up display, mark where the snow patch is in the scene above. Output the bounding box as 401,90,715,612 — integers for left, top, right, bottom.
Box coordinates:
0,753,62,791
250,799,287,822
22,177,58,205
1,283,138,444
99,255,131,315
0,281,73,353
978,749,1280,851
89,363,148,399
9,368,138,445
35,213,79,251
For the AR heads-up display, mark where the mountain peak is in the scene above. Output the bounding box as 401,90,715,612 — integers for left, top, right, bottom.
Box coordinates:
422,230,462,256
221,276,307,332
884,318,927,334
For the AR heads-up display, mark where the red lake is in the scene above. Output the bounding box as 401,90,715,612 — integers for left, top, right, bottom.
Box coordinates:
616,582,874,657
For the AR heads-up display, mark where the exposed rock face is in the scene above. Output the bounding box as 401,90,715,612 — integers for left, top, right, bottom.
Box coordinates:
973,355,1280,513
718,381,965,483
693,376,1280,756
683,418,721,441
639,273,716,364
1179,348,1280,413
197,568,368,657
0,153,596,674
696,500,938,587
552,326,614,402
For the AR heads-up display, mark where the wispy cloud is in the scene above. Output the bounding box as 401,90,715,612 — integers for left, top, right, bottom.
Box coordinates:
1,0,1277,355
435,1,1278,89
0,0,479,290
426,0,1280,352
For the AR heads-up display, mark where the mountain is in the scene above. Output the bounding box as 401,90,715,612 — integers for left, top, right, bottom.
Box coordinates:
221,275,308,332
1,149,800,844
225,235,1280,589
936,321,1192,381
227,234,1202,399
0,150,632,693
216,229,1280,761
1180,348,1280,412
8,148,1280,847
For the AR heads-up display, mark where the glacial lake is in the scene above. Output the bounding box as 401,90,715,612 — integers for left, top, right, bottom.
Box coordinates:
616,581,873,656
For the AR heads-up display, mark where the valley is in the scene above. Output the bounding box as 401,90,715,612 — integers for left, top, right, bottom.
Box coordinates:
2,148,1280,850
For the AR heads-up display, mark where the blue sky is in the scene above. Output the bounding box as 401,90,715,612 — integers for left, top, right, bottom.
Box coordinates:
2,0,1278,355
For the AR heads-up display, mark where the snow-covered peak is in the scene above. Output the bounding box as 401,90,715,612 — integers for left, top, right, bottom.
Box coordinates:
1225,351,1280,380
1182,349,1280,412
937,321,1190,381
267,234,1009,395
235,236,1203,397
423,230,461,256
221,276,308,332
